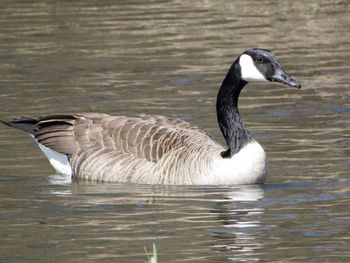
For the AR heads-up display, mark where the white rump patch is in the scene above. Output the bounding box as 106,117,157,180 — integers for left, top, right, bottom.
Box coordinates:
31,136,72,176
239,54,267,82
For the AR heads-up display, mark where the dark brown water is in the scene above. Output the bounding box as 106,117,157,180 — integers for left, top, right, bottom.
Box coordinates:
0,0,349,262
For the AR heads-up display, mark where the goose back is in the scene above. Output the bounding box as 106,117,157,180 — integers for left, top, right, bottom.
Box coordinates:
33,113,224,184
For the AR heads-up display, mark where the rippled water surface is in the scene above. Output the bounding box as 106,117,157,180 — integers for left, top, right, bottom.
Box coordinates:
0,0,349,262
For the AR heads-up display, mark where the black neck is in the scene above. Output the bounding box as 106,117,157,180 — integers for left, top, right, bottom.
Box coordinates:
216,60,252,158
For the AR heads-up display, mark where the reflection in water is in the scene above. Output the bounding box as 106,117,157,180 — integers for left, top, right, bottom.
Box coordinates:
210,186,264,262
48,176,266,262
225,186,264,202
48,173,72,186
1,171,350,262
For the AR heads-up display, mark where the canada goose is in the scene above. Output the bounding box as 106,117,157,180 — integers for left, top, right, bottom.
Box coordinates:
1,48,301,185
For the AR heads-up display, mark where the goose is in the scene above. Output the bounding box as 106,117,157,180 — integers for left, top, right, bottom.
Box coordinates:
1,48,301,185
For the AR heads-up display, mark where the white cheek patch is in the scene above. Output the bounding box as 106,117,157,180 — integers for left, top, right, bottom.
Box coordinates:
239,54,267,82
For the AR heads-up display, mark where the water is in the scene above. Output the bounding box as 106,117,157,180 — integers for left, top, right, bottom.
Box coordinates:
0,0,349,262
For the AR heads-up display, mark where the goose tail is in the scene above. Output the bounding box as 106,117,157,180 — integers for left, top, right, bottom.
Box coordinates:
1,116,73,176
1,116,39,135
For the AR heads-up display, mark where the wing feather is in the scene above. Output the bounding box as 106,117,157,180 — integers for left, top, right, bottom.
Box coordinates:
32,113,212,168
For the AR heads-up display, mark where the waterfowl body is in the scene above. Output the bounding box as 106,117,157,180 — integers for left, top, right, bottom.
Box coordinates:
1,48,301,185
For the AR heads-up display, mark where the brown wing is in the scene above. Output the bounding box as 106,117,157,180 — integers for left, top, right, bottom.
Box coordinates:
34,113,209,163
34,113,109,155
102,114,208,162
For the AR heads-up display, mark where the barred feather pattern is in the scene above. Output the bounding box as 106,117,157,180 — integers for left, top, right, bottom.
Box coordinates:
33,113,225,184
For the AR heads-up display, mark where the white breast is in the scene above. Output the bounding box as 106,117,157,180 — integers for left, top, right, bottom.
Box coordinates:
209,141,267,185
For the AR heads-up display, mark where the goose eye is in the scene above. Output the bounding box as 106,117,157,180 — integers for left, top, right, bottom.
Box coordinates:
256,56,264,64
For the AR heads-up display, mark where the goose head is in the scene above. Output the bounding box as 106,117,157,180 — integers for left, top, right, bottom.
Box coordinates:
239,48,301,89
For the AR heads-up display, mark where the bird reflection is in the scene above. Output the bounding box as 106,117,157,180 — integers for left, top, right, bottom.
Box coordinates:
209,185,265,262
47,174,265,262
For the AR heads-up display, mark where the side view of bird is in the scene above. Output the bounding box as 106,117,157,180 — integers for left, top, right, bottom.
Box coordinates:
1,48,301,185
